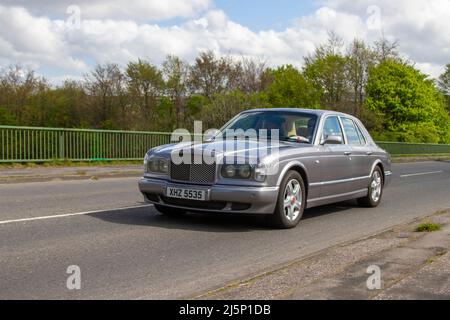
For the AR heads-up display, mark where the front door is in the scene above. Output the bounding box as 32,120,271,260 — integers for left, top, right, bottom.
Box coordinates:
317,116,354,197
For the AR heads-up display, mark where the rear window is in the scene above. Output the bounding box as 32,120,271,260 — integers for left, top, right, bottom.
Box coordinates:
341,118,364,145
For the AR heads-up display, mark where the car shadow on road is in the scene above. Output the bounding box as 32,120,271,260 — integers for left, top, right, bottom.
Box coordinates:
89,200,359,233
302,200,358,220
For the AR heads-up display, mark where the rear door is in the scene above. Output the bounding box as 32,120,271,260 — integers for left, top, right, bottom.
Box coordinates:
340,117,372,191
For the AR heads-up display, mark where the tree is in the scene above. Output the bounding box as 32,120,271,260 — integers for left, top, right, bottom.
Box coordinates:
373,37,400,63
346,39,375,116
51,80,89,128
304,54,349,110
162,55,190,127
0,65,48,125
0,106,15,125
126,59,164,129
438,64,450,113
189,51,233,98
264,65,321,109
304,34,349,110
84,63,125,128
238,58,268,93
365,60,450,143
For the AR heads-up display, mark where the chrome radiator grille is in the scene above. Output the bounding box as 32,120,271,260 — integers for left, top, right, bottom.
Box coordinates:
170,161,216,184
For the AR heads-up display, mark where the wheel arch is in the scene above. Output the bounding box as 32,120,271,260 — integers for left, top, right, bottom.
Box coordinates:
277,161,310,200
370,160,385,185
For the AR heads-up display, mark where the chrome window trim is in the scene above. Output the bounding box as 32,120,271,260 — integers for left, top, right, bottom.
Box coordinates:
337,116,348,145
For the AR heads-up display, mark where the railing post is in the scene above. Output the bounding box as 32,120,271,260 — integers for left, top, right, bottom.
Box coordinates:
59,130,65,161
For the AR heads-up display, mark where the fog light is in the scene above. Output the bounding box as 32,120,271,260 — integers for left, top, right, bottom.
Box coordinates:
255,166,267,182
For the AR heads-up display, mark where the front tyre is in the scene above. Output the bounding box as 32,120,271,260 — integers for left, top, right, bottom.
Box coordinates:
357,166,383,207
269,170,306,229
154,204,186,216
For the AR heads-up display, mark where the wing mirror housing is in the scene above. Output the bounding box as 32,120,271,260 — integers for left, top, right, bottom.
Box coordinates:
321,135,343,145
204,129,220,142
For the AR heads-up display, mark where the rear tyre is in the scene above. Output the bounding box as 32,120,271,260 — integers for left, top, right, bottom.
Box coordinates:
268,170,306,229
154,204,186,216
357,166,383,208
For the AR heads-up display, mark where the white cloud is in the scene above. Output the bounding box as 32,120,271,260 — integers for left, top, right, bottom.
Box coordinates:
0,0,212,20
0,5,87,72
323,0,450,76
0,0,448,83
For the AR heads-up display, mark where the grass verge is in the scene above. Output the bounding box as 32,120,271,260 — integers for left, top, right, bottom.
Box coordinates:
0,160,142,169
392,154,450,163
415,223,442,233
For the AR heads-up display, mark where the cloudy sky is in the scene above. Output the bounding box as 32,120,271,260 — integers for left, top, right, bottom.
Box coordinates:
0,0,448,83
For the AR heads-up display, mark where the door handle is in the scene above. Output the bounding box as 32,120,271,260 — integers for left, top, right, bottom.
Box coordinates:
366,151,374,156
344,151,352,156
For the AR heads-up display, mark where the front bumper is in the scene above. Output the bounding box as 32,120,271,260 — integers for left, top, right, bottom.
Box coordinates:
138,177,279,214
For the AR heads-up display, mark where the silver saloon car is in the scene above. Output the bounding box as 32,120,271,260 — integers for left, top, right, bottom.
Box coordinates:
138,108,392,229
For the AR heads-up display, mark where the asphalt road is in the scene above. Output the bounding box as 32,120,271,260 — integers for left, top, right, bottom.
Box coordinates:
0,161,449,299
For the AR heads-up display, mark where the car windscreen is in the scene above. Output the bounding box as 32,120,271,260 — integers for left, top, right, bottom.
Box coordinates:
218,111,318,144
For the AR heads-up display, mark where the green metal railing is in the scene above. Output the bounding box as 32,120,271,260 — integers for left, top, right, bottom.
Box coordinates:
0,126,173,162
1,125,450,163
376,142,450,156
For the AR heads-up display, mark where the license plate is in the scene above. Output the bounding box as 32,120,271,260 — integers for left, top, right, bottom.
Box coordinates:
166,187,207,201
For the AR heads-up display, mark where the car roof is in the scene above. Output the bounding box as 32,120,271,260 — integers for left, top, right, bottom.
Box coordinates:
240,108,352,118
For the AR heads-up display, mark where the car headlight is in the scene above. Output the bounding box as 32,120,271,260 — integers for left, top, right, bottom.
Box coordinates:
222,165,236,178
147,157,169,174
221,164,252,179
238,165,252,179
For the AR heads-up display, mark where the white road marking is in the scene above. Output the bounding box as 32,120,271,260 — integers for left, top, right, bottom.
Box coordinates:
400,171,443,178
0,204,151,226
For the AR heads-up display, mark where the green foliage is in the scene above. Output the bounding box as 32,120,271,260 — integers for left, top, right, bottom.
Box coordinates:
304,54,349,109
265,65,321,109
200,90,269,129
1,41,449,145
186,95,208,116
0,105,16,125
438,64,450,113
126,59,164,127
365,60,450,143
154,96,175,131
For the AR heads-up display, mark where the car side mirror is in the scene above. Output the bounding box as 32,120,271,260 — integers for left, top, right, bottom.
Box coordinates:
321,135,343,145
204,129,220,142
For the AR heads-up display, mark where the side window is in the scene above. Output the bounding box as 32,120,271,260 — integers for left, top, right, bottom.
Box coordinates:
355,123,367,145
322,116,344,144
341,118,362,145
